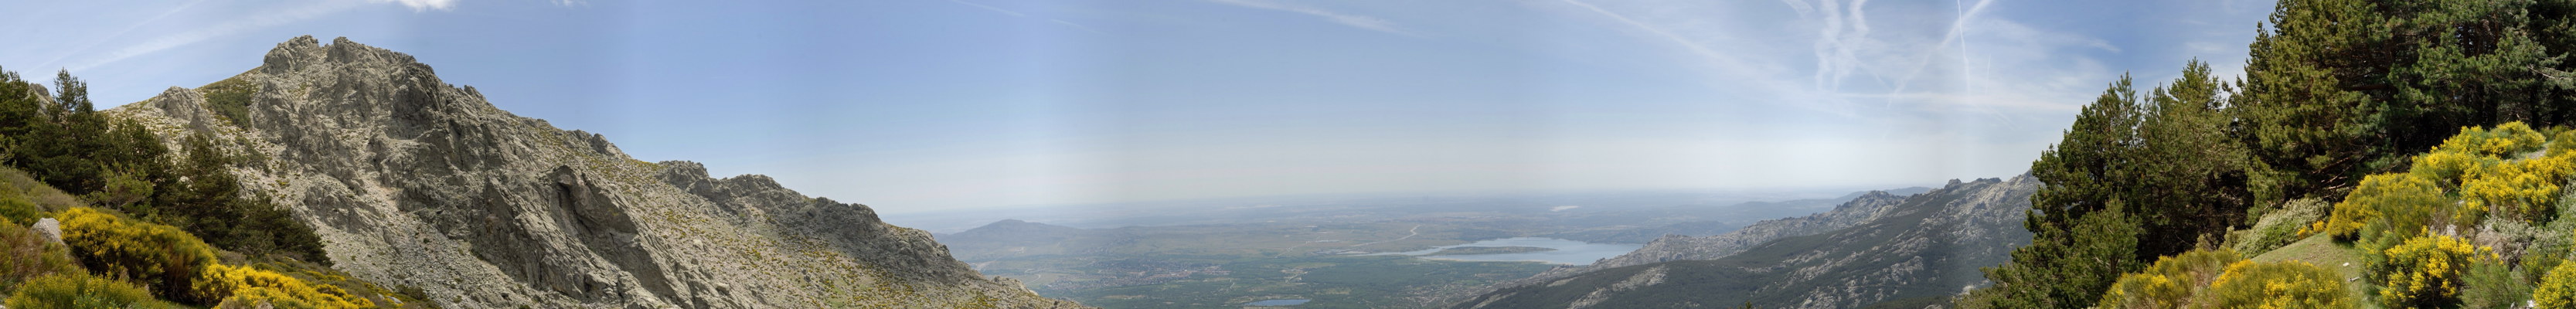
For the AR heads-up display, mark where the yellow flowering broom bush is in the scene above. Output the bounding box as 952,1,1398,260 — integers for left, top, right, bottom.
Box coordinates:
2367,233,2491,309
55,207,217,303
2206,260,2350,309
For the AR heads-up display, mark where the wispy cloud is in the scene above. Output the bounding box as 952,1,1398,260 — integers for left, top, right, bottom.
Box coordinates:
944,0,1026,16
1206,0,1411,36
371,0,457,11
367,0,587,12
939,0,1108,34
1541,0,2113,124
63,1,364,72
1555,0,1829,115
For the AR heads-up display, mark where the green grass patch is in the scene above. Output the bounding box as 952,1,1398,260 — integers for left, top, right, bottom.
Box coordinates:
2250,233,2369,305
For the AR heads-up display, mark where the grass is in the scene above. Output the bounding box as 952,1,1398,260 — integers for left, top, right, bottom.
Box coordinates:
2249,233,2370,306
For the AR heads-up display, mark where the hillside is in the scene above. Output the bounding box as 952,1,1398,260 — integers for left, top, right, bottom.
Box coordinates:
97,36,1081,308
1451,176,2037,309
1457,187,1921,301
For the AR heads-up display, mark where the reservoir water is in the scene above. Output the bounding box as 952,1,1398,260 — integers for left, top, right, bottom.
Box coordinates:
1244,299,1311,306
1370,237,1642,265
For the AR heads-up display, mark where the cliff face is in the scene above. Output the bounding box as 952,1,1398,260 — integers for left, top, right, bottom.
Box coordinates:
105,36,1083,308
1453,175,2038,309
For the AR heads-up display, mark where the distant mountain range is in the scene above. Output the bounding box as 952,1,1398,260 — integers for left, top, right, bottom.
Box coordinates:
1452,176,2037,308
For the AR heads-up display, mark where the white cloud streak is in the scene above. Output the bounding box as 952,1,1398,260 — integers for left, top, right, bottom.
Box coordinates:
1547,0,2111,121
944,0,1026,16
939,0,1108,34
1207,0,1411,36
63,1,364,72
371,0,457,11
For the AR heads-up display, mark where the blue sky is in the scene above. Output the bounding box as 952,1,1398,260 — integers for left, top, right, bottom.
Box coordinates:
2,0,2272,214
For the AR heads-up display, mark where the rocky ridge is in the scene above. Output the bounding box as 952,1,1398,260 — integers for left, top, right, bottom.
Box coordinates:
104,36,1083,308
1461,187,1916,299
1450,175,2039,309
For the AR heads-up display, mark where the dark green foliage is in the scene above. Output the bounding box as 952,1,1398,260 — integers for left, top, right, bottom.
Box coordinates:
2239,0,2576,203
0,194,36,226
1960,205,2142,309
49,70,89,116
2462,259,2527,309
158,132,328,265
1973,60,2251,308
0,66,325,265
0,67,169,216
200,77,256,127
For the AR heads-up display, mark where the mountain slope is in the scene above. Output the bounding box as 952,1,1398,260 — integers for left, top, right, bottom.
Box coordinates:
103,36,1080,308
1452,175,2037,309
1460,186,1918,300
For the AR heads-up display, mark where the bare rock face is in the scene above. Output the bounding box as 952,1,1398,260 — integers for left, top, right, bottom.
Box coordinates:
107,36,1083,308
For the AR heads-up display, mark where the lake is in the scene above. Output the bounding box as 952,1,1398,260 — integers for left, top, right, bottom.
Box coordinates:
1245,299,1311,306
1370,237,1642,265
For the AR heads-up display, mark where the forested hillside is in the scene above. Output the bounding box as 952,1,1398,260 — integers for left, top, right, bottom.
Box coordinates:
1962,0,2576,307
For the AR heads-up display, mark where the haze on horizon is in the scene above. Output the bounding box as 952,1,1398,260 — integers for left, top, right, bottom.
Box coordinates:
1,0,2271,214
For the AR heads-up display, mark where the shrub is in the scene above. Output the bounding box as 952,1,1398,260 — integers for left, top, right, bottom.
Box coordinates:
83,168,152,209
2317,173,2445,240
2437,122,2548,158
2207,260,2350,309
2,273,182,309
2540,261,2576,309
2463,155,2576,222
2462,259,2527,309
2414,151,2496,188
0,215,77,291
2370,234,2491,308
2232,199,2326,254
200,77,257,128
196,264,375,309
2552,128,2576,157
0,193,36,226
55,207,219,304
2096,249,2239,308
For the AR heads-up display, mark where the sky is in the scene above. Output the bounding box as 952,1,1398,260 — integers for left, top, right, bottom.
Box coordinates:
0,0,2275,215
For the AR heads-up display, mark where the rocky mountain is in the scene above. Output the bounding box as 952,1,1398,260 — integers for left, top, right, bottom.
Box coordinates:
1451,175,2037,309
1458,185,1918,301
102,36,1083,308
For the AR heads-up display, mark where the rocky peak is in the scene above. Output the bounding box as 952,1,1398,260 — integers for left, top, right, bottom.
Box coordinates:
139,87,218,134
107,36,1082,308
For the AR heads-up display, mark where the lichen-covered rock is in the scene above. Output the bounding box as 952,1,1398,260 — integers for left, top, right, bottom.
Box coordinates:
107,36,1084,309
30,217,60,245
